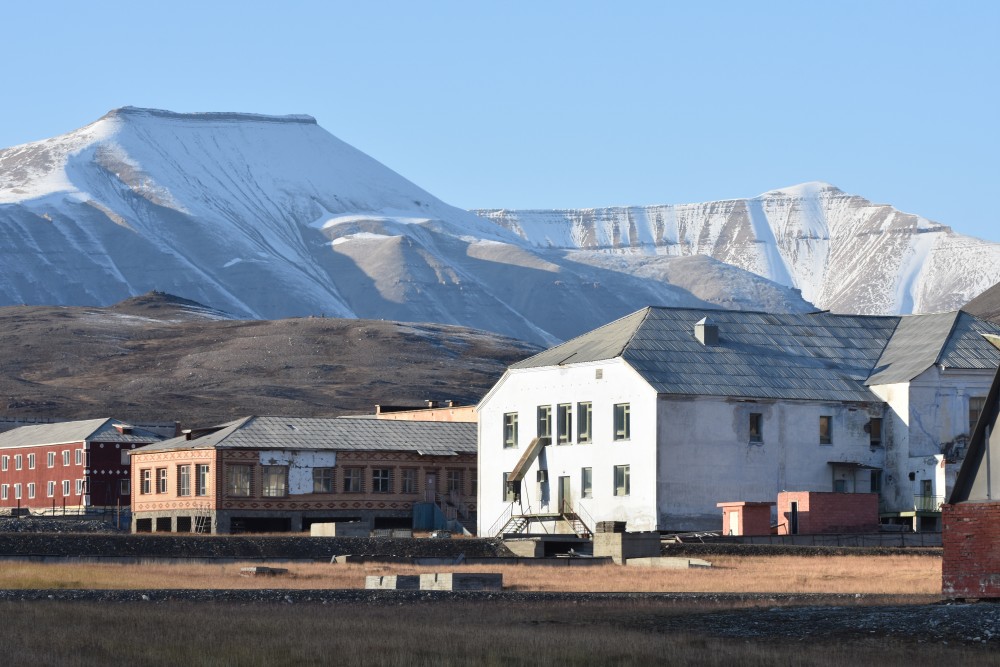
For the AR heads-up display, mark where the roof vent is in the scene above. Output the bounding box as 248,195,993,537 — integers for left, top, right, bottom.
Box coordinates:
695,317,719,346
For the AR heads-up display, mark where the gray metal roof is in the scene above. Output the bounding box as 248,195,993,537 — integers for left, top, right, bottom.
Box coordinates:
135,416,476,457
0,418,165,450
510,306,1000,402
868,311,1000,384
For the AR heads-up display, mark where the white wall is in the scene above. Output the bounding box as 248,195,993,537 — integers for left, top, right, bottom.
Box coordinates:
477,359,659,535
657,397,882,531
257,450,338,495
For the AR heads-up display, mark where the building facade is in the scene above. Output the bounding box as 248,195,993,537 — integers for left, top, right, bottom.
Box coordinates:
478,307,1000,535
130,416,476,534
0,419,165,513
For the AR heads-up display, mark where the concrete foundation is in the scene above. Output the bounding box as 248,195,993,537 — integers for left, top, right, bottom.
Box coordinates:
593,531,661,565
365,575,421,590
310,522,371,537
419,572,503,591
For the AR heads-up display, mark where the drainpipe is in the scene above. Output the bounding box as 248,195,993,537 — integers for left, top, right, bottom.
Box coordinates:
987,425,993,501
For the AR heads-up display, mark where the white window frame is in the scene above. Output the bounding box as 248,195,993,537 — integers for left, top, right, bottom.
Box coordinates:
14,454,22,471
62,480,71,496
157,468,168,494
27,482,35,499
14,484,22,500
178,465,191,496
581,467,593,499
537,405,552,445
62,450,70,466
47,481,56,498
0,485,7,500
1,455,7,471
503,412,519,449
75,449,84,465
141,469,151,495
557,404,572,444
27,453,35,469
75,479,85,495
372,468,392,494
577,402,593,443
614,403,631,441
196,464,210,496
47,452,55,468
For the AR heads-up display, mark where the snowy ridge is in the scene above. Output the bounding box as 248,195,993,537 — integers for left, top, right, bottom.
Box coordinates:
475,182,1000,315
0,107,814,344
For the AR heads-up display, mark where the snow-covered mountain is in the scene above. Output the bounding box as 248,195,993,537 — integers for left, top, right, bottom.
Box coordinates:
475,182,1000,316
0,107,810,345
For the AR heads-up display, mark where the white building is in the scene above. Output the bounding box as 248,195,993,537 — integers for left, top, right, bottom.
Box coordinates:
477,307,1000,536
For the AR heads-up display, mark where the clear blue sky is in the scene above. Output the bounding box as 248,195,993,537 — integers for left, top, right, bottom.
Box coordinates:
3,1,997,240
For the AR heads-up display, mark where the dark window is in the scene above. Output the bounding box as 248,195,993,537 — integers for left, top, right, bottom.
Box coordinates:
869,418,882,447
970,397,986,433
401,468,417,494
819,415,832,445
262,465,288,497
140,469,151,495
196,465,210,496
447,469,463,494
227,464,252,497
749,413,763,443
577,402,593,443
156,468,168,494
344,468,363,493
372,468,391,493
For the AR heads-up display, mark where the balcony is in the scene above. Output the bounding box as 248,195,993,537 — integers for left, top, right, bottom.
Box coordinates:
913,495,943,512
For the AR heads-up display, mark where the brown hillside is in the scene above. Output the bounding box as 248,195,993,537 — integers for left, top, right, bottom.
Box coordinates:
0,293,538,426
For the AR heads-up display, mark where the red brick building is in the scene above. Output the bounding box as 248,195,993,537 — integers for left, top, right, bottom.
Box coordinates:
776,491,879,535
0,418,165,513
943,334,1000,598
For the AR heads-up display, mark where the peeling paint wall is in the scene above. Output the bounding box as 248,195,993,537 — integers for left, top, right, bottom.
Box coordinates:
258,450,337,495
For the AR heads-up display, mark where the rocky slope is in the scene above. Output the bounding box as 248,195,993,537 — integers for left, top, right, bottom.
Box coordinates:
476,182,1000,316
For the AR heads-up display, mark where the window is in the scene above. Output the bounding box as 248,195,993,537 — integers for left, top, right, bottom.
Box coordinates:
156,468,168,494
120,480,130,496
537,406,552,445
62,450,70,466
614,403,631,441
502,472,520,502
62,480,70,496
819,415,832,445
581,467,593,499
344,467,363,493
227,464,252,497
577,402,593,443
140,469,151,495
833,479,847,493
14,484,22,500
27,453,35,469
372,468,392,494
0,485,7,500
262,465,288,497
196,464,210,496
47,452,55,468
75,479,85,495
1,455,6,471
868,418,882,447
75,449,83,465
870,470,883,494
447,469,463,494
614,465,630,496
47,481,55,497
401,468,417,494
503,412,519,449
15,455,22,471
313,467,334,494
557,404,572,444
970,396,986,433
178,465,191,496
471,476,478,498
27,483,35,499
749,413,763,443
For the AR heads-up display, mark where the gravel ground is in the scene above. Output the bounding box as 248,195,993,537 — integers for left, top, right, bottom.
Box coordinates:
0,589,996,645
0,517,125,534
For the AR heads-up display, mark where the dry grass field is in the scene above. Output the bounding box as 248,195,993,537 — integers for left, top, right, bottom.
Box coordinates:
0,553,942,594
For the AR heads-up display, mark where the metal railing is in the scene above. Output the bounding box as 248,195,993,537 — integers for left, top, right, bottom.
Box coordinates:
913,494,944,512
488,503,515,537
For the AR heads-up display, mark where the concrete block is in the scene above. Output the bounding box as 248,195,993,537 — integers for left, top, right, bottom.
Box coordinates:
419,572,503,591
310,522,370,537
593,532,661,565
503,539,544,558
626,557,712,569
365,575,421,590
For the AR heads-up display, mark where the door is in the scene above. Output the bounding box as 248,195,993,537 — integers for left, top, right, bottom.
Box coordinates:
789,501,799,535
425,473,436,502
728,510,739,536
558,476,571,514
